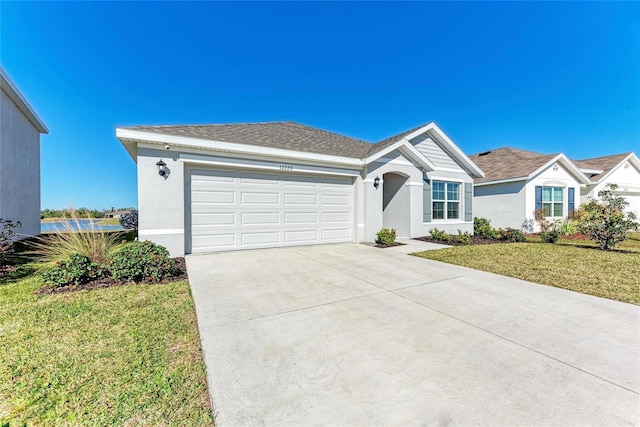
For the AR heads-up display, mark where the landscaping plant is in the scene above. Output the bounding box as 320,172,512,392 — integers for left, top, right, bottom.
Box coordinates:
41,253,106,288
376,228,397,245
499,228,526,242
109,240,176,283
429,228,451,242
473,217,500,240
0,219,22,267
29,209,124,265
578,184,639,250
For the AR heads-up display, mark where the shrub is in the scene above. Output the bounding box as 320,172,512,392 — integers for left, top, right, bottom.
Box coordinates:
474,217,500,240
41,253,106,288
500,228,526,242
1,219,22,267
558,219,578,236
109,241,175,283
456,230,472,245
376,228,397,245
429,228,451,242
578,184,639,250
540,229,560,244
29,209,124,265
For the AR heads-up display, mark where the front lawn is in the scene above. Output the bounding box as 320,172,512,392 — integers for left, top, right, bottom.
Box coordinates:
413,233,640,305
0,271,214,425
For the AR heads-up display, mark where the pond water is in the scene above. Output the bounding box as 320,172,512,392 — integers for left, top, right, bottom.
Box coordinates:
41,219,124,233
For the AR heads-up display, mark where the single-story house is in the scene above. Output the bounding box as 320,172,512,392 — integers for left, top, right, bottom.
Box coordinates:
469,147,590,231
104,210,132,219
116,121,483,256
0,68,49,238
573,152,640,218
469,147,640,231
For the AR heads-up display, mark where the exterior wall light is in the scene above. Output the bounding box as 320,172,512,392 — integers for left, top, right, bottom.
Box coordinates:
156,160,167,177
374,176,380,189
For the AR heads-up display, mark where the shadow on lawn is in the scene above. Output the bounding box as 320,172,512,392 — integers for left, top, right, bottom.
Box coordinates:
0,259,37,286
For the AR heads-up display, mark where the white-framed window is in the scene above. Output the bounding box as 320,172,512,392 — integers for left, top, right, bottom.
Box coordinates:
542,186,563,217
433,181,460,220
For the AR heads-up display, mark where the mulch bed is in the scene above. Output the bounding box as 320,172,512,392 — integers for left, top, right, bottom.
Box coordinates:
0,264,18,277
37,257,189,295
375,242,406,248
414,235,513,246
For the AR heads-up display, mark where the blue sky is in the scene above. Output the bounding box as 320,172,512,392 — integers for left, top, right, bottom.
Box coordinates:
2,1,639,210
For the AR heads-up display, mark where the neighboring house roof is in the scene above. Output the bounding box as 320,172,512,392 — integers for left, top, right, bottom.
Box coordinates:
573,152,636,183
124,121,373,158
0,67,48,134
469,147,590,185
117,121,485,177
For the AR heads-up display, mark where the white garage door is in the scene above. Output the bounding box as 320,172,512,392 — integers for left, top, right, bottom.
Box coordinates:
188,168,354,253
623,194,640,218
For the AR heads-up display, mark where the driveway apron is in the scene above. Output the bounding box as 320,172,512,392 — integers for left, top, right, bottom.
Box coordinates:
186,243,640,426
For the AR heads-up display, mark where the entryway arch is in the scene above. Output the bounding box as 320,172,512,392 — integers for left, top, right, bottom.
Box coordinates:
382,172,410,237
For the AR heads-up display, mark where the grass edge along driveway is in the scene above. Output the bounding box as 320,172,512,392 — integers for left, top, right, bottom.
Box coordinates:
413,234,640,305
0,272,214,426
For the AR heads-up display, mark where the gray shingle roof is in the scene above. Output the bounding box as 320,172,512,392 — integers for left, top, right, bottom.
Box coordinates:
469,147,559,184
572,152,632,183
369,122,430,155
124,121,374,158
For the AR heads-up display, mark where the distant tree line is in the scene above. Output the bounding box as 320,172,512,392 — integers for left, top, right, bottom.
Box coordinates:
41,207,136,219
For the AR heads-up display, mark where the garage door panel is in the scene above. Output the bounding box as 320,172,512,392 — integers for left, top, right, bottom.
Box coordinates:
241,231,280,245
192,212,236,226
321,212,350,223
285,212,318,224
285,229,319,243
192,233,236,249
193,190,236,205
284,193,318,205
241,192,280,205
189,168,354,253
322,228,351,240
241,212,280,225
322,194,351,206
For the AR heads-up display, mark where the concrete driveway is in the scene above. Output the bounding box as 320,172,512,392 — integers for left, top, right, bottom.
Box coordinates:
186,241,640,426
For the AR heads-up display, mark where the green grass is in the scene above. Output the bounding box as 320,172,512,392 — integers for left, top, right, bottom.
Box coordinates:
98,217,121,226
0,272,214,426
413,233,640,305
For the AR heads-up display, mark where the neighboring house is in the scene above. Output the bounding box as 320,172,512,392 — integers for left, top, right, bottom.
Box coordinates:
573,152,640,218
104,210,132,219
116,121,483,256
0,68,48,238
469,147,590,230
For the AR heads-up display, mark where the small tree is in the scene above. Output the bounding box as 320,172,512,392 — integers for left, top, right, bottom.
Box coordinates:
1,219,22,267
578,184,639,250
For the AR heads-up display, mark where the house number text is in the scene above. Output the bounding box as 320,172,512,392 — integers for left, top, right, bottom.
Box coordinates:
279,164,293,171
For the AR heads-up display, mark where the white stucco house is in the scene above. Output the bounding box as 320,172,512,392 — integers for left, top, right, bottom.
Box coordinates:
116,121,483,256
574,152,640,218
469,147,590,230
470,147,640,230
0,68,49,238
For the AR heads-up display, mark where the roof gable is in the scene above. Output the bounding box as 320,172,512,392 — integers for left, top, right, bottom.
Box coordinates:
573,152,638,183
470,147,589,185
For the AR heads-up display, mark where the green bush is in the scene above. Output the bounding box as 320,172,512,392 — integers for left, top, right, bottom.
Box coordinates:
429,228,451,242
109,241,175,283
456,230,472,245
41,253,106,288
540,230,560,244
376,228,397,245
558,220,578,236
473,217,500,240
500,228,526,242
578,184,639,250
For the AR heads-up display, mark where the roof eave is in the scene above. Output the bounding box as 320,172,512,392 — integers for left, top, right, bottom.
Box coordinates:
115,128,365,168
0,68,48,134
